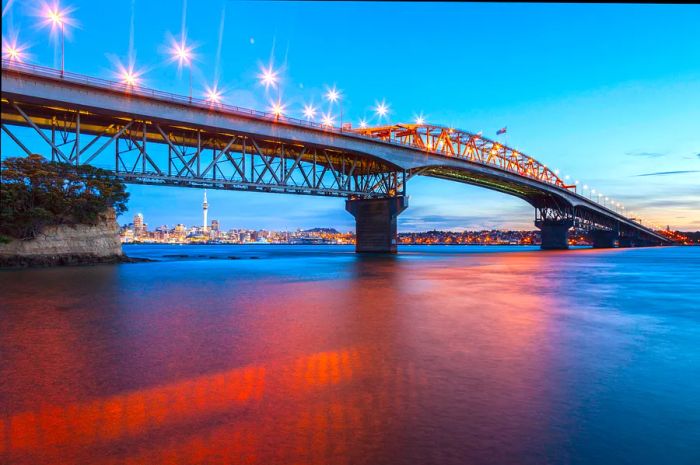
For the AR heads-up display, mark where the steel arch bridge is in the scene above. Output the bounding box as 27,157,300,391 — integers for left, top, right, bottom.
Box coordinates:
0,60,671,252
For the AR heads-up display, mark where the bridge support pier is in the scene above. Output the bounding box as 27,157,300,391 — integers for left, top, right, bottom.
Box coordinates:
591,229,618,248
536,219,573,250
346,196,408,253
618,236,633,248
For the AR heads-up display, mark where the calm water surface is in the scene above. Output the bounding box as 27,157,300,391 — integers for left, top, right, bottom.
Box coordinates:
1,245,699,465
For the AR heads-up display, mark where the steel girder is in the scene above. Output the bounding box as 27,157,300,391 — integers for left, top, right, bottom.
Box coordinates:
0,99,404,198
353,124,574,190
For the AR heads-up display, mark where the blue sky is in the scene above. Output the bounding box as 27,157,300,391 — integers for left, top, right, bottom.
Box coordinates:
2,1,699,231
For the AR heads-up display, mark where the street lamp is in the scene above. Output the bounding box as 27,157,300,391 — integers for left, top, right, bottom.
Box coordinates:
325,86,342,129
46,6,66,76
374,100,389,121
303,103,317,121
172,41,193,102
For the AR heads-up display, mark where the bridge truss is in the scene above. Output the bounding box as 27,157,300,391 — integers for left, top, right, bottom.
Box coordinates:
353,124,575,191
1,99,404,199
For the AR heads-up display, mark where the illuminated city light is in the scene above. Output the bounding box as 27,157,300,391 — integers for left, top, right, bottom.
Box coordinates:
303,104,317,120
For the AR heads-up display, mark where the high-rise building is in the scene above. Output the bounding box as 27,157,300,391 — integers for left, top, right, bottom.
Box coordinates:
202,190,208,232
211,219,220,232
133,213,144,235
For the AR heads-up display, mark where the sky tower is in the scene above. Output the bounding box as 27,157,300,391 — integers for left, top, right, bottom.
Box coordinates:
202,190,208,232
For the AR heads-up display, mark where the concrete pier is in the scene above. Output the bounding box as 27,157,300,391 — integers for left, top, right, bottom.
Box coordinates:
535,219,573,250
618,236,634,248
591,229,618,248
346,196,408,253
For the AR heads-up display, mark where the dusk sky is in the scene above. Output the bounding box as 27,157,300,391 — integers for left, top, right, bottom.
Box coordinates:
2,1,699,231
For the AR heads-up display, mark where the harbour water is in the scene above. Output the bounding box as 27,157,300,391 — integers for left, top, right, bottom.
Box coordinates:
1,245,699,464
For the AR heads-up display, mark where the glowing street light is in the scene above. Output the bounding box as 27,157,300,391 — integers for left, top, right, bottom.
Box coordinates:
42,3,73,77
170,40,194,102
121,69,138,87
359,119,368,129
325,86,343,129
414,113,425,125
374,100,389,120
321,112,335,128
205,86,222,104
303,103,317,121
269,99,286,119
2,37,27,62
325,86,340,104
258,64,278,90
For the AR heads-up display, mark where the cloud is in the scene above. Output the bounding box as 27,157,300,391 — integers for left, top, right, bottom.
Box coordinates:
634,170,700,177
626,151,667,158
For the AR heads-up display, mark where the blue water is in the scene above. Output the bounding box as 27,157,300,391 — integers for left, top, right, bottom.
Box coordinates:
1,245,699,464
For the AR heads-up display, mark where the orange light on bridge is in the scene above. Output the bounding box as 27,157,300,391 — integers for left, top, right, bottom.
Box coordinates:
269,99,286,118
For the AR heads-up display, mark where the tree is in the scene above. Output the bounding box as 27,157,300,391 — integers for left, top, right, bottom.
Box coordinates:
0,154,129,241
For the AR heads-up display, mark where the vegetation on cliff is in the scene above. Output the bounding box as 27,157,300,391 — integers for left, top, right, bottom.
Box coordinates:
0,155,129,242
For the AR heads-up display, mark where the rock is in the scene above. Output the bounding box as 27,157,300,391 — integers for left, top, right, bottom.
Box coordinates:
0,209,138,268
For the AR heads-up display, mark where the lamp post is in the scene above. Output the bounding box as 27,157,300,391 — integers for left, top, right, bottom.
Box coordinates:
47,8,65,77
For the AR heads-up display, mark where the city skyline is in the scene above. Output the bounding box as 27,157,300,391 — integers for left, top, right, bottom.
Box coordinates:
2,1,699,232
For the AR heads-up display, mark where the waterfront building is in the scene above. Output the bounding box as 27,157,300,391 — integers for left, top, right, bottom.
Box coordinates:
133,213,145,236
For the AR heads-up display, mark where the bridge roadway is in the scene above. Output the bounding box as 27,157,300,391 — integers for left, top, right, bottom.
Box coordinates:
1,60,671,252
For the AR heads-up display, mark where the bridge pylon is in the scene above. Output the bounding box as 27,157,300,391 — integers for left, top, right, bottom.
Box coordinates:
346,196,408,253
590,229,619,249
535,207,574,250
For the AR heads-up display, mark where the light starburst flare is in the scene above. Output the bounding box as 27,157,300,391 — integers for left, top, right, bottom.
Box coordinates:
325,86,340,104
321,112,335,128
269,99,286,118
359,119,368,129
414,113,426,125
303,104,317,121
1,36,28,62
374,100,389,119
258,64,279,90
38,1,77,34
205,85,223,104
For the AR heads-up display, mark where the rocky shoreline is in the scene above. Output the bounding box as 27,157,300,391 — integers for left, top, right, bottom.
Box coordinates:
0,209,151,269
0,253,151,269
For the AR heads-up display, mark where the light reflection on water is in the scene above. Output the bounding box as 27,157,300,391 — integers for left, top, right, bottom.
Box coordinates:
1,245,699,465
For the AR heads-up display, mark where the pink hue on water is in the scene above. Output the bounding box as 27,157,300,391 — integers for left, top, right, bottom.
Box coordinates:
1,245,699,464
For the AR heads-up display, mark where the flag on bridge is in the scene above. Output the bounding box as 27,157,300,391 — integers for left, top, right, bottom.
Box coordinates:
496,127,507,135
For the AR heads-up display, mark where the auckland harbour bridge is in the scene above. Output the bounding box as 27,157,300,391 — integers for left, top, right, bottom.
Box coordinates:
1,60,672,252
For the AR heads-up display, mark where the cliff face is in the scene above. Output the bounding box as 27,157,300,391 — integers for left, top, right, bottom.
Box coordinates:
0,209,124,267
